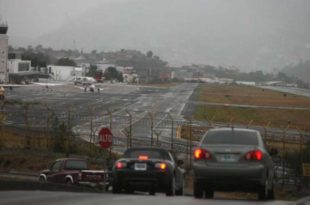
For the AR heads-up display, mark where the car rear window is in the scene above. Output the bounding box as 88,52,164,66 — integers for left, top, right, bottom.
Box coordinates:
65,160,88,170
202,130,258,145
123,149,170,160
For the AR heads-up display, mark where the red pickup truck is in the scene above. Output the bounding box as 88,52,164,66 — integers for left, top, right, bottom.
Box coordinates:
39,158,110,188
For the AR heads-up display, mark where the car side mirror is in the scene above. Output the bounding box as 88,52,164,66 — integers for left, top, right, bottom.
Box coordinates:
177,159,184,166
269,148,278,156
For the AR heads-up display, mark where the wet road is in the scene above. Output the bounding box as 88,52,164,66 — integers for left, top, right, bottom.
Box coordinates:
0,191,292,205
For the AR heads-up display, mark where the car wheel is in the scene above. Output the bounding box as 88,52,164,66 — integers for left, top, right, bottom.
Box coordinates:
166,176,175,196
193,179,203,198
258,179,268,200
149,188,156,195
65,179,73,186
175,178,184,196
205,188,214,199
267,184,275,200
125,187,134,194
112,182,122,194
39,176,46,183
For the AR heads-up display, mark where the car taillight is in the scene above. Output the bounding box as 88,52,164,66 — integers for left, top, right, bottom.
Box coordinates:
138,155,149,160
194,148,211,160
155,163,166,170
245,150,263,161
115,162,126,169
78,172,82,180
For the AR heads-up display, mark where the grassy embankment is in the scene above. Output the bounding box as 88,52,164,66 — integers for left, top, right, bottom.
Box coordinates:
0,128,114,172
194,84,310,131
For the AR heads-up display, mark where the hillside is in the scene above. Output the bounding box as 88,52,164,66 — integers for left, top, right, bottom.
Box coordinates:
33,0,310,70
282,60,310,84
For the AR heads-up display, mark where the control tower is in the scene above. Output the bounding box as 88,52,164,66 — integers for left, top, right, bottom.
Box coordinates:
0,21,8,83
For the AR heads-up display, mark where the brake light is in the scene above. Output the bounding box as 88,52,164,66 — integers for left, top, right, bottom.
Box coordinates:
138,155,149,160
194,148,211,160
245,150,263,161
115,162,126,169
155,163,166,170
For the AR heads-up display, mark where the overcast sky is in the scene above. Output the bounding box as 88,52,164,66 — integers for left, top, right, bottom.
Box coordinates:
1,0,310,71
0,0,135,37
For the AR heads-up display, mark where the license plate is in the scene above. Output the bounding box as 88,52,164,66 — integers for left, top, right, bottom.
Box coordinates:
220,154,236,162
134,163,147,171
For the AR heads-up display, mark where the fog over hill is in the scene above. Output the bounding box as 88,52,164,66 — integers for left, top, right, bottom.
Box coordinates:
2,0,310,71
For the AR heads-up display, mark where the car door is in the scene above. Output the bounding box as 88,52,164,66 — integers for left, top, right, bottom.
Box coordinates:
47,160,63,183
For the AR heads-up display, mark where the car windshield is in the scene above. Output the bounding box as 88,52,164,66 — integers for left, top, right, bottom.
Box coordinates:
123,149,170,160
203,130,258,146
64,160,88,170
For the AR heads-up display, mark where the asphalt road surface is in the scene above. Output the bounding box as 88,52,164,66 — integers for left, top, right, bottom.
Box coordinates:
0,191,292,205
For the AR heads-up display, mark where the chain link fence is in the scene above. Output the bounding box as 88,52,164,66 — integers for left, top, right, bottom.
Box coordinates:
0,102,309,189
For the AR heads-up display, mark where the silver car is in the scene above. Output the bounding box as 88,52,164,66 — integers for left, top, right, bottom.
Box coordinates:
193,128,276,200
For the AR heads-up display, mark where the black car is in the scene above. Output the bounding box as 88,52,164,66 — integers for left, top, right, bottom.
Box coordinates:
112,147,185,196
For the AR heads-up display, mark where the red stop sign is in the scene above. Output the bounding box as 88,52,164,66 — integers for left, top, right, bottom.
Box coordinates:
98,127,113,148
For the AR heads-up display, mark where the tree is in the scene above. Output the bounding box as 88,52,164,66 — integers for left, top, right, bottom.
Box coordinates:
86,64,98,77
56,58,77,67
104,67,123,82
147,50,153,58
22,52,50,68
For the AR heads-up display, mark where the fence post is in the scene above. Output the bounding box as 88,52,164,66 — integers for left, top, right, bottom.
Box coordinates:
107,109,113,160
247,120,253,128
148,112,154,146
45,105,52,150
188,118,193,169
299,129,304,190
230,118,234,129
89,107,94,156
107,109,112,130
66,106,73,157
209,116,214,128
126,110,132,148
23,104,31,149
168,113,174,153
0,102,5,148
281,122,290,189
154,130,161,146
264,122,271,141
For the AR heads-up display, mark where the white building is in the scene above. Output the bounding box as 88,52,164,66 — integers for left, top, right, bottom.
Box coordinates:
47,65,85,81
0,23,8,83
8,59,32,73
122,67,139,83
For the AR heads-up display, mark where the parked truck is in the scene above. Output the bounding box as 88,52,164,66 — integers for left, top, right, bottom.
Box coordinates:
39,158,111,189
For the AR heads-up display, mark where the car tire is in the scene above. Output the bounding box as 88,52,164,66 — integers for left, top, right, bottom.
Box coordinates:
267,184,275,200
39,176,46,183
205,188,214,199
112,182,122,194
65,179,73,186
175,177,184,196
193,179,203,198
258,179,268,200
166,177,175,196
149,189,156,195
